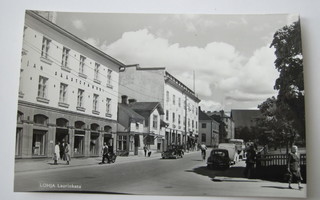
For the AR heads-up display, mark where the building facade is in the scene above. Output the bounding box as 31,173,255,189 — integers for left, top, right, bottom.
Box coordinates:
199,108,219,147
117,96,165,156
119,65,200,150
207,110,235,143
16,11,125,158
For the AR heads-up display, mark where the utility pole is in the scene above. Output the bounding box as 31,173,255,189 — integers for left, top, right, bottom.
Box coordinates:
184,92,188,150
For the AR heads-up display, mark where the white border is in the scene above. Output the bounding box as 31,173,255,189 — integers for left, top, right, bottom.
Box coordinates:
1,0,319,200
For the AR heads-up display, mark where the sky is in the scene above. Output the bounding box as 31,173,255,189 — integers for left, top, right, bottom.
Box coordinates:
54,12,299,112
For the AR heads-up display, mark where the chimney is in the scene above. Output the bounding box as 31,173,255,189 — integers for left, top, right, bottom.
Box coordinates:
121,95,128,104
128,99,137,104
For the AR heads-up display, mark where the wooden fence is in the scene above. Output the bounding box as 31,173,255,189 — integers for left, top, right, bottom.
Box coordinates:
257,153,306,167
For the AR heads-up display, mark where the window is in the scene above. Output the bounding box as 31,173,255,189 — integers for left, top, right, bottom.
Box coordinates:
173,94,175,105
61,47,70,69
107,69,112,87
178,115,181,124
188,118,190,127
192,120,194,128
34,114,48,126
59,83,68,103
202,123,206,128
79,55,86,75
77,89,84,110
166,110,169,121
106,98,111,116
153,114,158,129
166,91,169,102
172,112,175,123
94,63,100,82
196,121,198,129
32,130,47,156
41,37,51,59
92,94,99,114
37,76,49,103
118,135,127,150
178,97,181,107
201,133,206,143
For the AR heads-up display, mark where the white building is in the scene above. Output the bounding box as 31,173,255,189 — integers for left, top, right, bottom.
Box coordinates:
16,11,125,158
119,65,200,150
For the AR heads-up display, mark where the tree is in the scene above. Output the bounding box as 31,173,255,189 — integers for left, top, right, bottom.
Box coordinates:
257,20,305,151
270,20,305,142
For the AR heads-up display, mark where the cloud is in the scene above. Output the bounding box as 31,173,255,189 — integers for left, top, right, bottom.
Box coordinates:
72,19,86,31
104,29,278,109
199,100,222,112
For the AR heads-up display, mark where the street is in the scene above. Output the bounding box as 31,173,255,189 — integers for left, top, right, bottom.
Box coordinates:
14,151,306,198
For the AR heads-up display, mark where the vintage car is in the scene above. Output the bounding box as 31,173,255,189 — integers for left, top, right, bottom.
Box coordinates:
207,149,230,170
161,146,184,159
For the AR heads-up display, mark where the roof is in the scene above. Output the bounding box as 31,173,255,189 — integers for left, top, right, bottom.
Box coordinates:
129,102,164,116
118,103,144,127
27,10,126,68
199,108,213,121
230,109,262,128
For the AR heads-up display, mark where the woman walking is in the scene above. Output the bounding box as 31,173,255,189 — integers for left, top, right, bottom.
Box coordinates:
287,145,303,189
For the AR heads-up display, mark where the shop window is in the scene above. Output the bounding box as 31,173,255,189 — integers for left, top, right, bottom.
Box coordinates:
15,128,22,156
118,135,127,150
33,114,48,126
32,130,46,156
56,118,68,128
75,121,85,129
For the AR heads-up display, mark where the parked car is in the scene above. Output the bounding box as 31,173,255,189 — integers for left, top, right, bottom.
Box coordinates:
161,146,184,159
207,149,230,170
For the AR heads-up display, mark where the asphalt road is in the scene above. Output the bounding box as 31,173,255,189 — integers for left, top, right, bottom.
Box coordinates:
14,151,306,198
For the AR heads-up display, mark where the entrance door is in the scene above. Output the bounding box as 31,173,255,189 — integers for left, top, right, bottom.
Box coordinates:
90,132,100,156
56,128,69,144
74,131,85,156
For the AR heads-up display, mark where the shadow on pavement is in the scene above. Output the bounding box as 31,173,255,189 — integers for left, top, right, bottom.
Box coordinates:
261,186,292,190
186,166,260,183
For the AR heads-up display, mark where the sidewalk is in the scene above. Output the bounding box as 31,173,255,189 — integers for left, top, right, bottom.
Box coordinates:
14,151,163,173
14,150,200,173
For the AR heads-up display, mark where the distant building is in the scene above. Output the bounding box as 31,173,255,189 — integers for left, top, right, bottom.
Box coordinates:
119,65,200,150
199,107,219,147
16,11,125,158
117,95,165,155
207,110,235,143
230,109,262,129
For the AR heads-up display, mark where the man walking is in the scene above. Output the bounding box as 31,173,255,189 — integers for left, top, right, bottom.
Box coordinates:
100,142,109,164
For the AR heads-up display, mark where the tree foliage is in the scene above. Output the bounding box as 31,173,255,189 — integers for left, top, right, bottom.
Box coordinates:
258,20,305,148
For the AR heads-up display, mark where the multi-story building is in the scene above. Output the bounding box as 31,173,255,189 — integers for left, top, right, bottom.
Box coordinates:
230,109,262,129
119,65,200,150
199,108,219,147
16,11,125,158
207,110,235,143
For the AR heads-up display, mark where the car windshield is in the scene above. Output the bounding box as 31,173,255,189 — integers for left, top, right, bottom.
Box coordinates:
212,151,227,157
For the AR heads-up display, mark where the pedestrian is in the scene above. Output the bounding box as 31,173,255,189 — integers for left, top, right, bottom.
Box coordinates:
143,145,148,157
64,142,71,165
244,145,256,178
100,142,109,164
200,143,207,161
53,142,60,165
148,149,152,157
59,140,65,161
287,145,303,189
